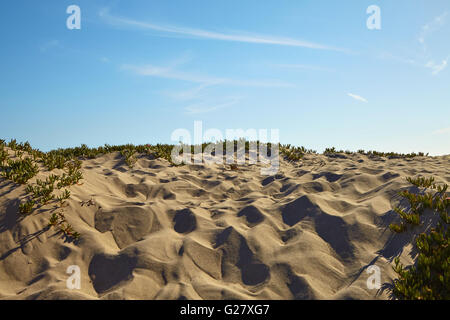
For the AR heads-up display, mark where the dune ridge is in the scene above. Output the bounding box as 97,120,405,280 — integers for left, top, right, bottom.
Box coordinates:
0,151,448,300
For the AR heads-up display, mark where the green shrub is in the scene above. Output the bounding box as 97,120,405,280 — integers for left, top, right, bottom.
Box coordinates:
19,199,35,214
280,144,310,161
0,147,8,165
42,152,67,170
0,157,39,184
322,147,428,158
7,139,17,150
121,148,136,167
57,189,70,205
390,176,449,299
324,147,338,154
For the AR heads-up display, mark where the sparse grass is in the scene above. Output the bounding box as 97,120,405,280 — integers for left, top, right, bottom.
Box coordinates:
25,178,55,205
57,189,71,206
0,146,8,166
57,170,83,189
324,147,428,159
280,144,316,162
48,211,80,241
324,147,338,155
0,157,39,184
0,142,85,240
150,143,179,165
15,150,24,159
42,152,66,170
21,165,82,213
390,176,449,300
48,211,62,227
121,148,136,168
60,223,81,240
19,199,35,214
7,139,17,150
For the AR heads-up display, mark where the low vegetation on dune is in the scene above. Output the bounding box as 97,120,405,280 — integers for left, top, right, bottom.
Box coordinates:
390,177,449,299
323,147,428,159
1,139,85,240
279,144,317,162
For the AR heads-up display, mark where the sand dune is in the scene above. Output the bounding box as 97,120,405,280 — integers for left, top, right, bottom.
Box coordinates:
0,151,449,300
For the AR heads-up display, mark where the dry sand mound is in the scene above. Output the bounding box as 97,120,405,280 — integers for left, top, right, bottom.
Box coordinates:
0,152,449,299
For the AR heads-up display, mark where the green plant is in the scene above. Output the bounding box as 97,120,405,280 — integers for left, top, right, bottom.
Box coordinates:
42,152,67,170
121,148,136,167
31,149,44,162
0,147,8,165
19,199,35,214
0,157,39,184
280,144,306,162
48,211,65,227
22,175,59,210
15,150,24,159
0,139,85,242
57,171,83,189
57,189,70,205
47,211,81,240
48,213,59,227
324,147,337,154
390,176,449,299
151,144,179,165
60,223,80,240
321,147,428,159
8,139,17,150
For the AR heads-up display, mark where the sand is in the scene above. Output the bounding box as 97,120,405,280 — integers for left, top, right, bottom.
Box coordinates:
0,151,449,300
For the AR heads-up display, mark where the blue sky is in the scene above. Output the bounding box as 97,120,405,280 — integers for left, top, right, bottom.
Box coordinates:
0,0,449,155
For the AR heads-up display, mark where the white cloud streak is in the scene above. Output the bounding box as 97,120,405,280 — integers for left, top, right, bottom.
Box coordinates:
347,93,368,103
379,12,449,75
122,64,294,88
273,64,334,72
419,12,448,45
40,40,60,52
419,12,449,75
99,8,347,53
185,99,240,114
167,83,213,101
425,58,448,75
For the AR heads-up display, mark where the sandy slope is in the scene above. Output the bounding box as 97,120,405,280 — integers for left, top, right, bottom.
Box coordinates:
0,152,449,300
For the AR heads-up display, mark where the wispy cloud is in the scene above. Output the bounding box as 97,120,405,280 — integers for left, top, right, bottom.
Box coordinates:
185,99,240,114
347,93,368,103
122,64,293,88
40,40,60,52
425,57,448,75
418,12,448,45
419,12,449,75
99,8,347,53
273,64,334,72
166,83,213,101
379,52,449,75
378,52,417,66
433,127,450,135
379,12,449,75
